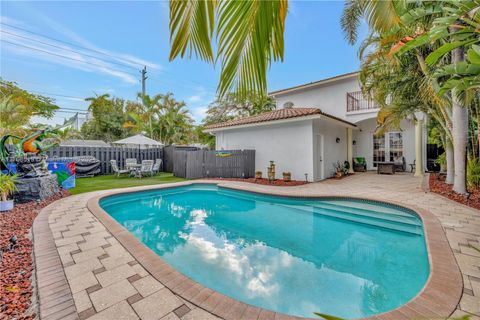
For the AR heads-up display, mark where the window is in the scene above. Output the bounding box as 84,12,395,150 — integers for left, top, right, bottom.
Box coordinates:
373,135,385,167
372,132,403,167
388,132,403,162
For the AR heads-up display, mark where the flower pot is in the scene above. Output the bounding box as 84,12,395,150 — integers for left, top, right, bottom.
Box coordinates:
282,172,291,182
0,200,14,212
255,171,262,179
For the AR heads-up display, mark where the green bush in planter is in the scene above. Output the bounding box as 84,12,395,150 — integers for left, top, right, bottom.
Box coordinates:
0,174,18,211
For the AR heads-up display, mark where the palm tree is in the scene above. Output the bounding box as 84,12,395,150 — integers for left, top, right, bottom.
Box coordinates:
136,93,162,139
391,1,480,193
157,93,194,144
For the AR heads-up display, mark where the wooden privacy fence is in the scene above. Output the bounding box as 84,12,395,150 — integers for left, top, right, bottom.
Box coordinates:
163,145,200,173
45,146,163,175
173,149,255,179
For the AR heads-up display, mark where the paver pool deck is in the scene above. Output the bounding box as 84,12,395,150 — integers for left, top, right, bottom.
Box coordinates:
32,172,480,320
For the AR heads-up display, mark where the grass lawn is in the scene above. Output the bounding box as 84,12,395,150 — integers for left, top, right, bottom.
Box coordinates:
70,172,186,195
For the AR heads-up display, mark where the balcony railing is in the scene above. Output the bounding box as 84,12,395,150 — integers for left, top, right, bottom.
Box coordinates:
346,91,379,112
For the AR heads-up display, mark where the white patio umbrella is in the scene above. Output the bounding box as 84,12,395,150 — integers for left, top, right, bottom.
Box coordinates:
112,134,163,165
112,134,163,148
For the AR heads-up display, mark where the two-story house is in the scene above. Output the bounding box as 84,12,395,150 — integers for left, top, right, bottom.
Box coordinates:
204,72,427,181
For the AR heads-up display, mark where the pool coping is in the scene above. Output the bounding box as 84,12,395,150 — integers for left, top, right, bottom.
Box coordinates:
86,180,463,320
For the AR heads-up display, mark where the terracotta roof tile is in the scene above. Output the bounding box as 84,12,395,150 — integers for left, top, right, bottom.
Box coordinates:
204,108,356,130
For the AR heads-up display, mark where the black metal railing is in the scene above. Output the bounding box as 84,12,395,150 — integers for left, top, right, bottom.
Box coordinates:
346,91,378,112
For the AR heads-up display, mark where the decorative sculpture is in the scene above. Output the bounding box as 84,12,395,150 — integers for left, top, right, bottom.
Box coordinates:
0,115,76,178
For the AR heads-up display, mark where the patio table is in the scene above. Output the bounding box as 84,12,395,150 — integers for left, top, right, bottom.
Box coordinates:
377,162,395,175
126,164,142,177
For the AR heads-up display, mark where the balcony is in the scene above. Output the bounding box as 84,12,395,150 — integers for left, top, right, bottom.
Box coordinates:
346,91,379,112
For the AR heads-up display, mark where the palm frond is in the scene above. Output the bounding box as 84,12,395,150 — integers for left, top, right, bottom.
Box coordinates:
340,0,363,45
215,0,286,99
169,0,217,62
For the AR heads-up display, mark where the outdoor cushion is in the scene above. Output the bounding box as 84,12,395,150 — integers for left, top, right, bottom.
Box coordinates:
354,157,366,164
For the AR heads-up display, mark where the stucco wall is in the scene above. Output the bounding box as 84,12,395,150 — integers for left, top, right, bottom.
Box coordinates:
312,118,348,179
214,120,314,181
353,118,416,171
273,75,382,124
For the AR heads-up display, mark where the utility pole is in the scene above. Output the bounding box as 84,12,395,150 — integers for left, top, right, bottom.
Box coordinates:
140,66,148,101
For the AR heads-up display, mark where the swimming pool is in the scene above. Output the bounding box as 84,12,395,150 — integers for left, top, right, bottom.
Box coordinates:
100,184,429,319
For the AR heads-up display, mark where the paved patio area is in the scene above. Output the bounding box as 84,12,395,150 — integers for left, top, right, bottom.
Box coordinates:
32,172,480,320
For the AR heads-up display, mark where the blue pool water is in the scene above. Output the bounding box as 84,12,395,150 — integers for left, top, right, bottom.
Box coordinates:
100,184,429,319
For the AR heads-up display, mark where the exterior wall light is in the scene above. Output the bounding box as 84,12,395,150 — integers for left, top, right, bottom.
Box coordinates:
336,137,340,143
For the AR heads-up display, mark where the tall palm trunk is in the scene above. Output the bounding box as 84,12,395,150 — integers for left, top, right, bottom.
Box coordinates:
451,46,468,193
446,138,454,184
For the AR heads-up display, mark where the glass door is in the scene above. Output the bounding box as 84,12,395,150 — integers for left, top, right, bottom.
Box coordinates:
388,132,403,162
373,135,385,167
373,132,403,167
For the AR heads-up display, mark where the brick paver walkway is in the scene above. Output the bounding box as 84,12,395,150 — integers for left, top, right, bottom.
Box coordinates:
33,172,480,319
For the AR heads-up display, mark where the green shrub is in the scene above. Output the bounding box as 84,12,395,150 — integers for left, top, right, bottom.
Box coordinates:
0,174,18,201
467,158,480,189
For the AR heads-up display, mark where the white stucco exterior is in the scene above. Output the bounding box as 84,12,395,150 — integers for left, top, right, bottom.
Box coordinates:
207,72,427,181
215,120,314,181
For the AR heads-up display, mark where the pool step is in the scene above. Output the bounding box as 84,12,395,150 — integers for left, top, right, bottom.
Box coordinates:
307,202,421,226
319,200,417,219
281,204,423,236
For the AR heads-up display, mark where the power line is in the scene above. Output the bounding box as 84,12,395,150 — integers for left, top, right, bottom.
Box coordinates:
0,22,145,68
1,30,139,71
1,22,219,93
1,39,138,77
29,90,85,100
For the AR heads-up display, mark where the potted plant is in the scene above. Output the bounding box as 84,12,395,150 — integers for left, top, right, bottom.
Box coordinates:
333,162,344,178
0,174,18,212
255,171,262,179
282,172,291,182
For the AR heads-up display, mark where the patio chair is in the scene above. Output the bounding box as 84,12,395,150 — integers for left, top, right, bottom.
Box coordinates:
353,157,367,172
110,160,129,178
125,158,138,169
151,159,162,176
137,160,154,178
394,156,406,172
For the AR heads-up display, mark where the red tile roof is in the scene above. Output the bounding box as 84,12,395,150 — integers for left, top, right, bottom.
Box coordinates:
204,107,356,130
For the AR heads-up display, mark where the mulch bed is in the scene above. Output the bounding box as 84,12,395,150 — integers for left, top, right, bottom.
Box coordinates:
429,174,480,210
0,190,70,320
206,177,308,186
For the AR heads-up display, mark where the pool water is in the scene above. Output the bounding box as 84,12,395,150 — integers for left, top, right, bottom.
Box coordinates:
100,184,429,319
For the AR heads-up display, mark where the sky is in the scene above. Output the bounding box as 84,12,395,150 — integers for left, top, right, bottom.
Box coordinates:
0,1,367,125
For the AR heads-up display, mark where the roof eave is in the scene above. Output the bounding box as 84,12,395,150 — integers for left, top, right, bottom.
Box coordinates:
268,71,359,97
203,113,356,133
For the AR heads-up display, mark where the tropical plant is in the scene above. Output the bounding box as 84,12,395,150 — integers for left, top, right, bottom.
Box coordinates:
203,93,276,125
169,0,287,99
0,80,59,136
467,158,480,188
341,0,480,194
82,94,133,141
390,0,480,194
157,93,194,145
0,174,17,202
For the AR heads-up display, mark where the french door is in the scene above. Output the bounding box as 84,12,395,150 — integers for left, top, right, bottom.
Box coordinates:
373,132,403,167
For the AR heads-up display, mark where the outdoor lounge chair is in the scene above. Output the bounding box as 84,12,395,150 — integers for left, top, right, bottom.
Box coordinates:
394,156,406,172
152,159,162,176
137,160,154,178
353,157,367,172
110,160,129,177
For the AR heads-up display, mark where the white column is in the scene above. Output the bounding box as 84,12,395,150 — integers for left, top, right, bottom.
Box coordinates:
414,119,423,177
347,127,354,173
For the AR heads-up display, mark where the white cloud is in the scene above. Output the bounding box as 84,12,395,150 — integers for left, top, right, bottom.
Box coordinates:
1,14,161,84
191,106,208,122
188,95,202,103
